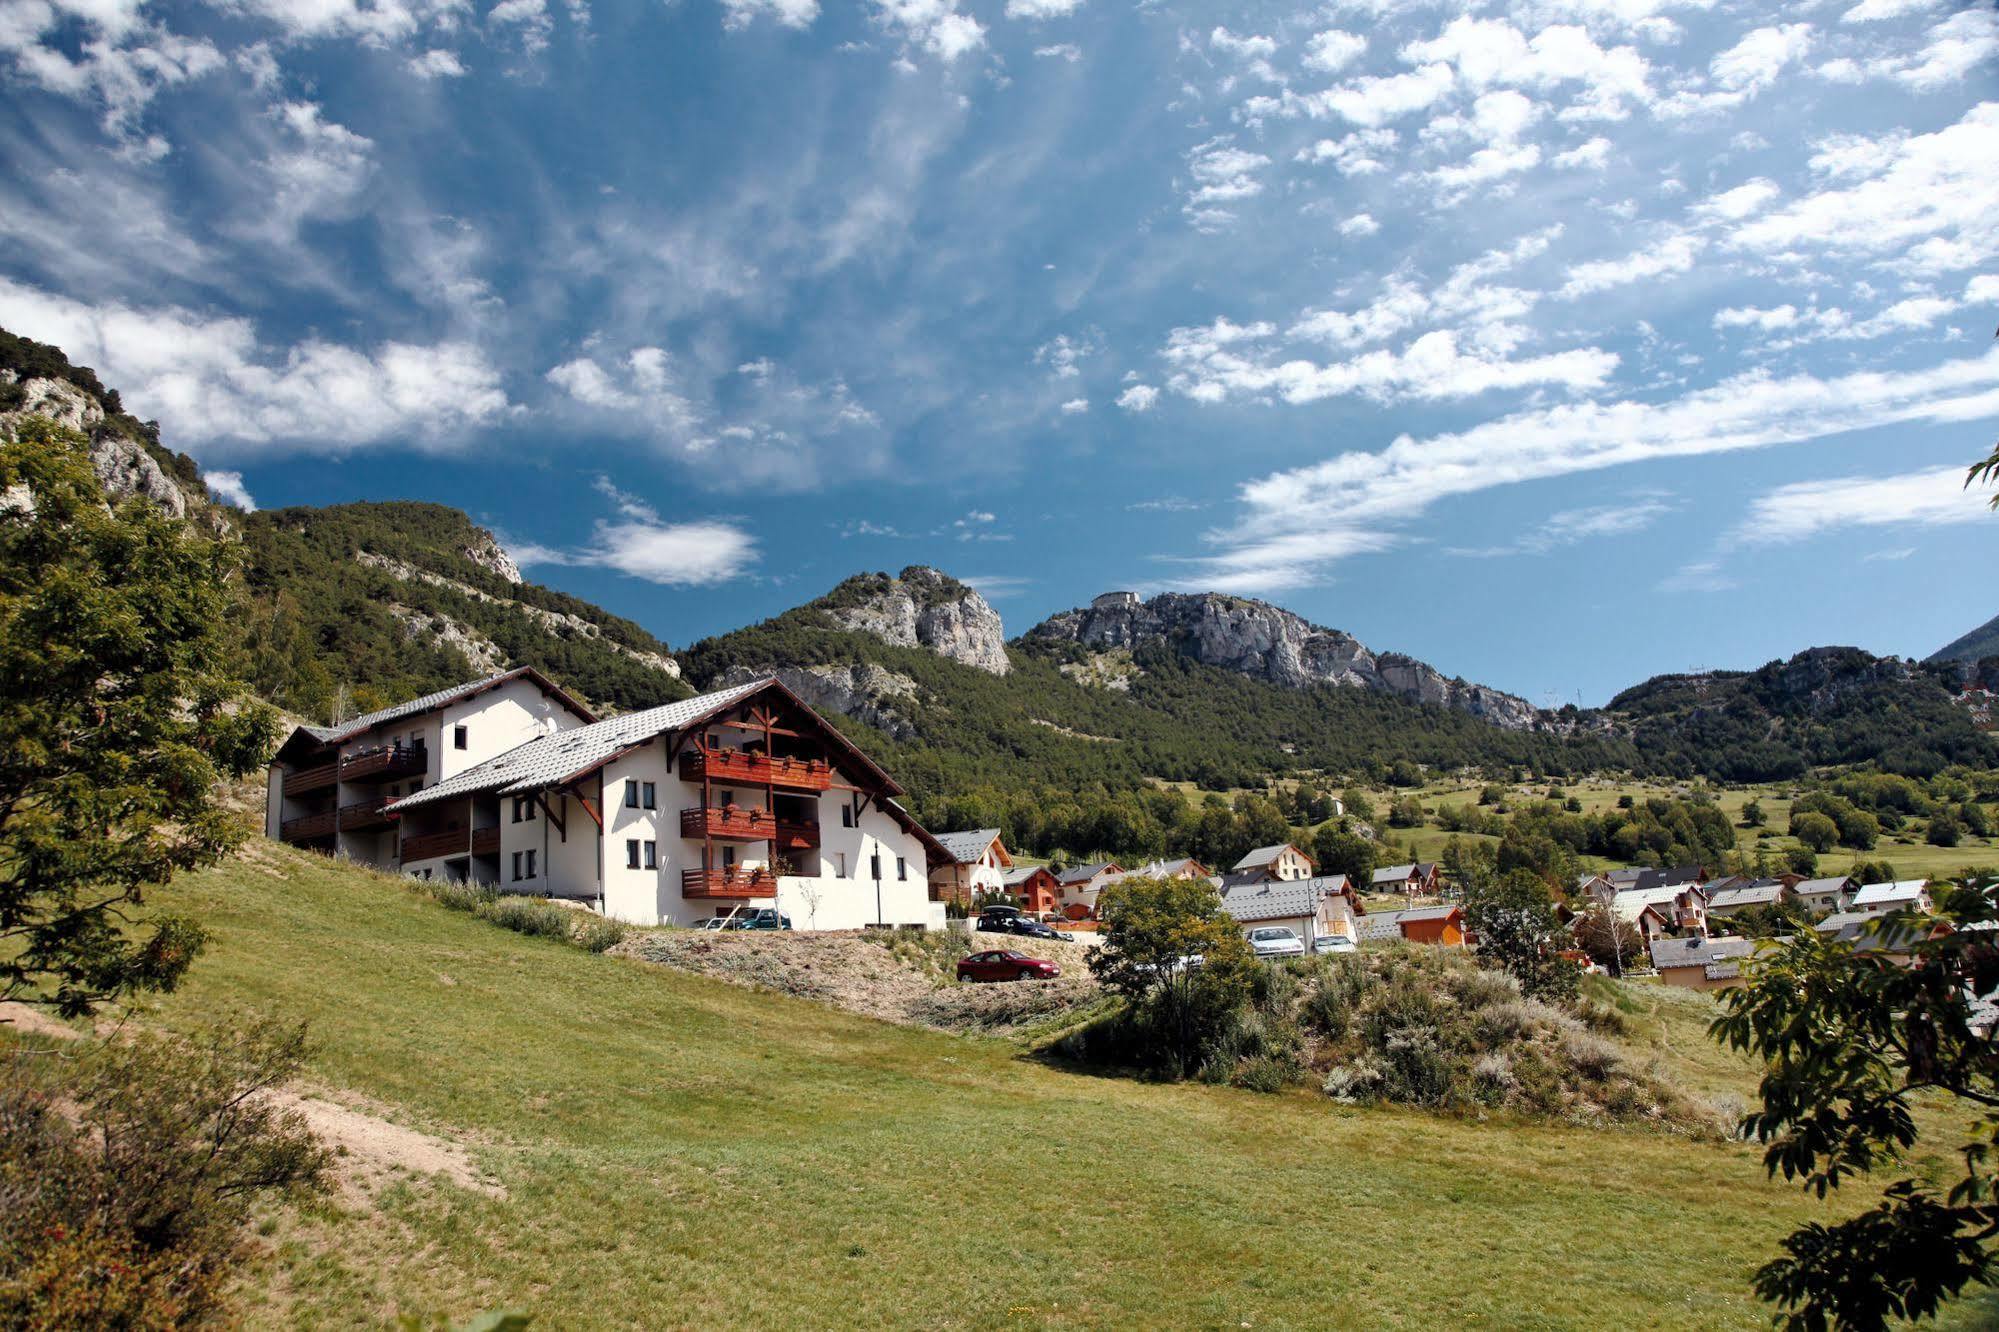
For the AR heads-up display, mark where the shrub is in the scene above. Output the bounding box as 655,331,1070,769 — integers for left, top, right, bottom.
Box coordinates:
478,897,574,940
0,1021,329,1330
427,880,499,914
576,918,629,954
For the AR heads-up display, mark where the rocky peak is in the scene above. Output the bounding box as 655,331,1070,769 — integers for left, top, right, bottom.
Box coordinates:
1028,589,1541,730
822,565,1011,675
1,374,192,519
463,528,524,585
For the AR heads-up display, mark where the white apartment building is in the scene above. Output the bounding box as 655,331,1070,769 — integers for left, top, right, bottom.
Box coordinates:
266,672,949,930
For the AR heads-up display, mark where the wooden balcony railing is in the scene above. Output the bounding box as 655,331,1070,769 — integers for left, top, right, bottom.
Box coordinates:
283,760,339,797
678,807,822,844
471,826,501,856
338,798,396,832
681,868,778,899
341,742,427,784
679,746,832,791
400,827,471,863
280,810,337,842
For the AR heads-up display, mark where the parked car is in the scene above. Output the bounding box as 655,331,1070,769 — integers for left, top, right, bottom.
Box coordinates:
956,949,1061,983
1313,934,1358,955
724,908,792,931
1247,926,1306,959
981,912,1062,941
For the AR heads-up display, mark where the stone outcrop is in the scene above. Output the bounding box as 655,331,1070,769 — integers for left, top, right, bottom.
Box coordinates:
1027,590,1543,730
389,604,508,676
1,375,190,518
825,566,1010,675
461,530,524,585
715,663,922,740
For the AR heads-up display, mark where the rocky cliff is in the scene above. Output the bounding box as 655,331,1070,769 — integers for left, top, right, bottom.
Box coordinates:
823,566,1011,675
1026,590,1542,730
1,373,195,518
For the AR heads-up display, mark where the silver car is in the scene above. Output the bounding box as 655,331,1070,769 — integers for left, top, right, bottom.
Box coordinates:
1314,934,1358,955
1247,926,1306,959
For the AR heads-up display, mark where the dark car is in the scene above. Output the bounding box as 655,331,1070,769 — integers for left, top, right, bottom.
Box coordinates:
955,949,1060,983
980,912,1061,941
724,908,792,931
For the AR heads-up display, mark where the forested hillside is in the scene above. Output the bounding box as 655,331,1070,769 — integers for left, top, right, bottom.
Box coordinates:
1932,612,1999,666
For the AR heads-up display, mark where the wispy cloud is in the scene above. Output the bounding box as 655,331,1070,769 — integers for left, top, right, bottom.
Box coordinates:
1734,465,1992,545
1448,497,1674,558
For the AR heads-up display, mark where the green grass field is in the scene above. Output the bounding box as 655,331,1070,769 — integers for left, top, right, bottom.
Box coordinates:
35,841,1998,1329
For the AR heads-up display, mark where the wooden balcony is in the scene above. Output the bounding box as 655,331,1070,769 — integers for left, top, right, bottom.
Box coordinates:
679,746,832,792
340,742,427,784
678,807,821,846
471,826,501,856
284,759,339,798
681,868,778,899
338,798,396,832
401,827,470,862
280,810,337,843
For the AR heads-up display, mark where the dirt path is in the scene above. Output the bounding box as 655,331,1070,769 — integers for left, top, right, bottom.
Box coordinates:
1,1002,502,1199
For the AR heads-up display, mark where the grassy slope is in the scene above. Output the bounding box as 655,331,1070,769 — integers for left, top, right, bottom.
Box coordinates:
128,844,1968,1330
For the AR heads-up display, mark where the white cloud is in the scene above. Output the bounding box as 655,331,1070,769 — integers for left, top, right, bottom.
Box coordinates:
1691,177,1779,222
1552,136,1610,169
1890,9,1999,91
1295,128,1398,174
721,0,821,28
1117,384,1160,411
1734,465,1992,545
1033,42,1081,60
0,276,511,452
1339,213,1380,237
871,0,985,60
0,3,224,141
1210,26,1277,61
406,48,466,77
1034,332,1099,377
1182,137,1271,229
1303,29,1366,73
1448,497,1673,557
1303,62,1457,127
1006,0,1081,16
1557,231,1704,298
1711,23,1812,93
1187,347,1999,592
204,470,257,510
1842,0,1939,20
519,520,760,585
1399,17,1653,122
1059,397,1089,413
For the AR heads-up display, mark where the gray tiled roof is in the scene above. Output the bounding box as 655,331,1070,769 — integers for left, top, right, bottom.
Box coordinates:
1795,876,1855,896
934,829,1003,864
387,678,771,812
1707,883,1787,911
1648,935,1756,970
1002,865,1053,886
1848,880,1928,908
1056,861,1118,885
1219,876,1350,924
1232,844,1298,871
299,668,584,745
1372,863,1419,884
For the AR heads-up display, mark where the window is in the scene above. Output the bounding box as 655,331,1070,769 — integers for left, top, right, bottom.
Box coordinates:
841,805,854,828
626,840,640,870
453,725,468,750
624,780,639,809
643,841,657,869
511,851,523,881
512,797,534,823
722,845,737,868
641,782,656,810
720,790,734,807
897,857,907,882
836,852,849,879
525,849,537,879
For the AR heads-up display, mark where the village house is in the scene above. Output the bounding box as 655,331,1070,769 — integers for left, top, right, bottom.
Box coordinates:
1610,881,1710,937
1792,875,1855,916
1648,935,1757,991
1054,861,1125,919
1846,880,1933,914
1370,862,1442,896
1227,843,1315,885
928,828,1012,907
1704,879,1792,920
1609,895,1674,946
1001,864,1062,916
1128,857,1215,881
267,672,950,931
1355,903,1466,946
1218,874,1364,949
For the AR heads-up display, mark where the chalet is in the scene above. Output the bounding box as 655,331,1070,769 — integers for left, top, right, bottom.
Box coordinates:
1355,904,1466,946
1370,862,1440,896
268,673,951,931
1610,882,1710,937
1792,875,1854,915
1129,857,1215,881
1648,935,1757,992
1001,865,1062,916
929,828,1012,907
1610,895,1675,945
1218,874,1364,949
1846,880,1933,914
1054,861,1125,918
1704,879,1792,920
1228,844,1315,884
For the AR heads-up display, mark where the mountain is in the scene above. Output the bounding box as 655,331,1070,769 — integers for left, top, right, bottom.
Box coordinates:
1931,613,1999,666
1024,590,1542,730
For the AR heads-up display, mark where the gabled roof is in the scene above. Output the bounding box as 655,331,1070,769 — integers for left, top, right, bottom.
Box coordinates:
1848,880,1929,908
1611,897,1673,925
934,828,1007,866
1372,863,1420,884
1358,904,1462,934
1795,875,1856,896
1613,883,1702,911
1132,857,1212,879
1707,883,1787,911
1218,875,1356,925
1055,861,1120,885
1648,934,1756,970
1003,864,1058,886
1232,844,1307,872
282,667,596,752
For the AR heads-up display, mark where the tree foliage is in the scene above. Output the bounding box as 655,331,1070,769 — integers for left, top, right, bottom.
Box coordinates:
1088,875,1259,1078
1713,889,1999,1329
1462,869,1579,1004
0,418,277,1016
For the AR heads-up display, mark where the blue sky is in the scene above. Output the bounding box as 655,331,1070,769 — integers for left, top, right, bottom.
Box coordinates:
2,0,1995,705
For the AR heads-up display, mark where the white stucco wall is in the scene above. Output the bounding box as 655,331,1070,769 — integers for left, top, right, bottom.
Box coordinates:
439,677,590,781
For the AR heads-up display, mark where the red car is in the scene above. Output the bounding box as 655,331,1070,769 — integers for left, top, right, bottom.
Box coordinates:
956,949,1060,983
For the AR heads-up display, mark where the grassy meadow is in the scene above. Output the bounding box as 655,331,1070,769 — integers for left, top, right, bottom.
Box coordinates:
16,839,1998,1329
